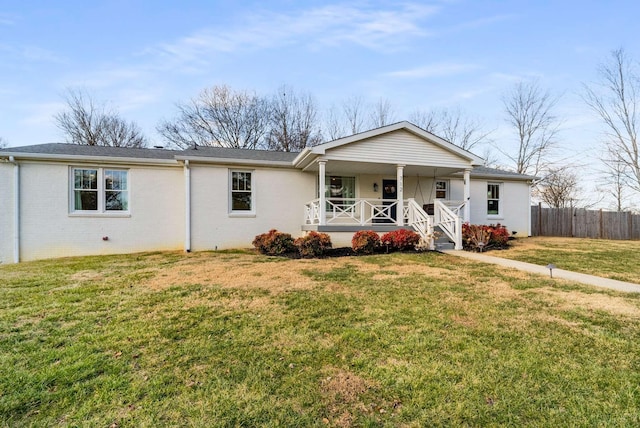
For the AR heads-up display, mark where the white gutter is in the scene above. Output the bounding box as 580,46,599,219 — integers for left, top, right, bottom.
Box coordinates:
0,152,179,166
184,160,191,253
174,155,294,168
8,156,19,263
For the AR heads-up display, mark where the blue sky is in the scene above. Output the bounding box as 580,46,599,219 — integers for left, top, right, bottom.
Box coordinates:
1,0,638,176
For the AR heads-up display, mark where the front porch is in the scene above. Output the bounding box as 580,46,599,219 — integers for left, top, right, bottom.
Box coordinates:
303,198,465,250
290,122,486,251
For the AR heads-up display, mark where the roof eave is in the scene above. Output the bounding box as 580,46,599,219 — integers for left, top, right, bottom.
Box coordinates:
175,155,294,168
292,148,315,169
0,152,179,166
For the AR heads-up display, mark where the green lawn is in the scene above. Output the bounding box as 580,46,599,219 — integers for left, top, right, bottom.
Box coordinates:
2,250,640,426
492,237,640,284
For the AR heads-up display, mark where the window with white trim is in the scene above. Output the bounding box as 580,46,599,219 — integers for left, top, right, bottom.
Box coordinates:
435,180,448,199
71,168,129,213
487,183,501,216
326,176,356,199
230,170,254,213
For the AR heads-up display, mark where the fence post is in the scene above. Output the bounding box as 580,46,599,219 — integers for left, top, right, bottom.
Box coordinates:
538,202,542,237
599,209,603,239
570,207,574,237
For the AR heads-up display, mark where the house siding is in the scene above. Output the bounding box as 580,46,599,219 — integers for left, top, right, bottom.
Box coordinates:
9,161,185,262
189,165,316,251
0,162,15,264
467,179,531,236
325,129,470,168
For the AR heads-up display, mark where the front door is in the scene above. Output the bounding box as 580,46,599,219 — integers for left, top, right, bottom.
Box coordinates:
381,179,397,223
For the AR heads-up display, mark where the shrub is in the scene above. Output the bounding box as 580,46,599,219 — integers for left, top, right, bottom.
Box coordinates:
381,229,421,251
351,230,380,254
486,223,510,247
462,223,510,252
295,231,332,258
252,229,295,256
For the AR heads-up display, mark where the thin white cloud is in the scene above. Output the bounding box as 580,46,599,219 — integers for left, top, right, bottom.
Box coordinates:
452,87,494,100
154,2,440,67
0,43,64,63
386,62,482,79
0,13,16,26
447,14,515,33
21,101,66,126
62,67,151,90
21,46,65,63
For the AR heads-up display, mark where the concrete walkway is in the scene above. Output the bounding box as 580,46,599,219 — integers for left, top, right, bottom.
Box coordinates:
441,250,640,294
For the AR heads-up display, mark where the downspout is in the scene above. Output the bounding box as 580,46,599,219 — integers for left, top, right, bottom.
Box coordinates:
184,160,191,252
8,156,19,263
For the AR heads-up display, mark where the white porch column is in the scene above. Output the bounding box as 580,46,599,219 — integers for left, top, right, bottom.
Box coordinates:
396,164,405,226
318,161,326,226
463,168,471,223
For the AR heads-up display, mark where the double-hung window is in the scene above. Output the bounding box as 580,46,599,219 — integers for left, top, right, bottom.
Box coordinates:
325,176,356,211
230,170,254,214
487,183,501,216
435,180,448,199
72,168,129,214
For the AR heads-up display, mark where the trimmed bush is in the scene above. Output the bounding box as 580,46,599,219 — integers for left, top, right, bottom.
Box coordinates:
295,231,332,258
252,229,296,256
381,229,421,251
351,230,380,254
462,223,510,252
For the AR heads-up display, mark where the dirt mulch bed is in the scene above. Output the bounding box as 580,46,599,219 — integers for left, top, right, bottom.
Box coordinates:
268,246,430,259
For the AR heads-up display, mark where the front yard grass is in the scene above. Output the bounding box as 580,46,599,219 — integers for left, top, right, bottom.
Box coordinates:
493,237,640,284
2,250,640,426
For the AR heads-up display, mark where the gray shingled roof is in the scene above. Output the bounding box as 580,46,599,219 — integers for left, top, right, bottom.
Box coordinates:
0,143,178,159
0,143,536,180
0,143,300,163
467,166,536,180
177,146,299,162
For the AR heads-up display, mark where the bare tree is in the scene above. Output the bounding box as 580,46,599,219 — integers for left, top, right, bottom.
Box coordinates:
409,109,439,133
410,107,490,151
55,90,147,147
537,166,580,208
0,137,7,148
599,148,633,211
501,80,561,176
158,85,271,149
322,96,368,140
342,95,367,135
267,85,323,152
323,104,347,141
369,98,396,128
583,48,640,194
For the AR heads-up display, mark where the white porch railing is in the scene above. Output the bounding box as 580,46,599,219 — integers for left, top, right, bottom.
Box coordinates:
304,198,464,250
433,199,463,250
304,198,399,225
304,198,437,249
404,198,435,250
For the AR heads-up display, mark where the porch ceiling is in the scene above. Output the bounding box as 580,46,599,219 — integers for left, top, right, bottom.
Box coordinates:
305,159,465,177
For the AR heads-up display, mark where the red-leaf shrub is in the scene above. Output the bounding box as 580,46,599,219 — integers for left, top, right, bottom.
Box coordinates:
351,230,380,254
462,223,510,252
295,231,332,258
381,229,421,251
252,229,295,255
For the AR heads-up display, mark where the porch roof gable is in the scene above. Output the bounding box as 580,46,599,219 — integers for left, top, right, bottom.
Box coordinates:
293,121,484,170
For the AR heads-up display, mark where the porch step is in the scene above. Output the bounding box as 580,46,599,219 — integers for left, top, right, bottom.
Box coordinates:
434,226,455,251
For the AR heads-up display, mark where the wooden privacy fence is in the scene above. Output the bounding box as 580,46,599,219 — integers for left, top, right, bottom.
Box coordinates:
531,205,640,240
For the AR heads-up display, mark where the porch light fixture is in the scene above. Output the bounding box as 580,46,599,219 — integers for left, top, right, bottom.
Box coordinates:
373,182,379,192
